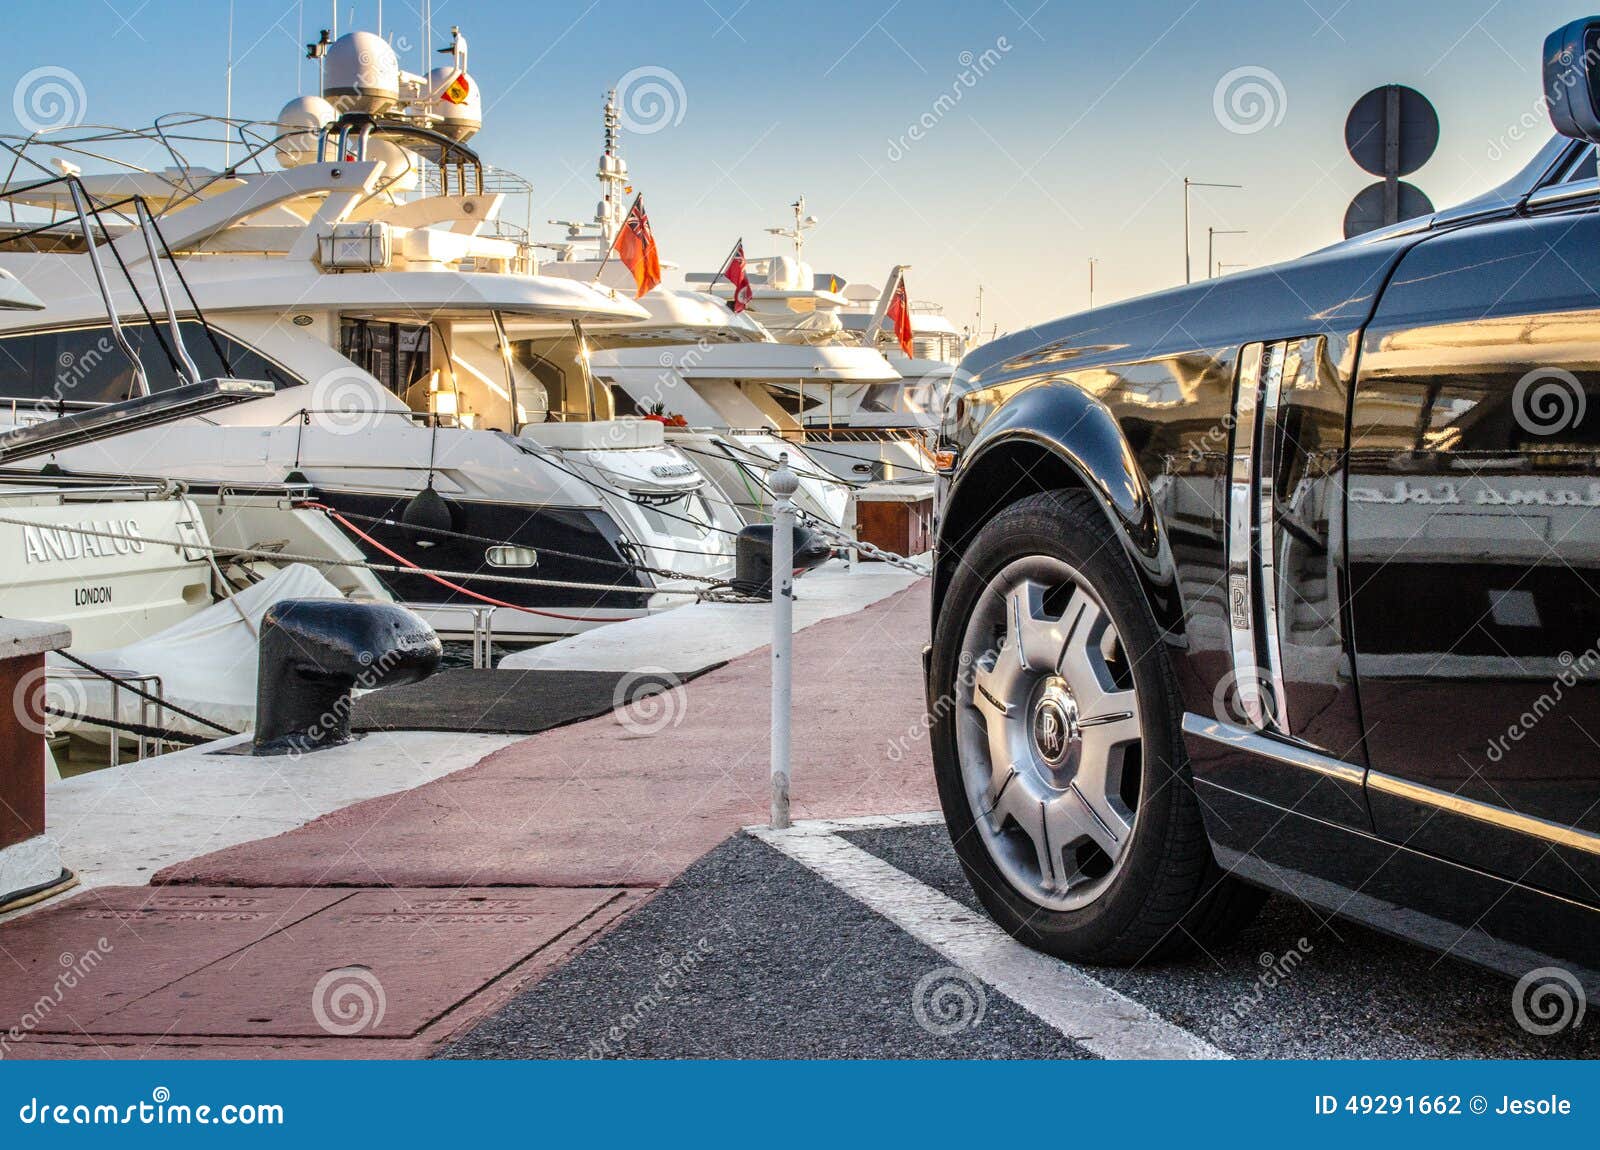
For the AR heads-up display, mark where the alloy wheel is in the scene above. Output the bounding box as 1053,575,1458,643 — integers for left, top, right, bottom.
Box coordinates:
954,555,1144,911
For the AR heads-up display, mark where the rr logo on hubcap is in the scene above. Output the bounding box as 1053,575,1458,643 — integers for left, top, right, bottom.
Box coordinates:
1032,687,1079,768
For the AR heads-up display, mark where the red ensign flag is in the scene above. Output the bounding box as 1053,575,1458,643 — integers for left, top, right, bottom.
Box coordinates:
886,271,914,358
613,195,662,298
720,240,753,313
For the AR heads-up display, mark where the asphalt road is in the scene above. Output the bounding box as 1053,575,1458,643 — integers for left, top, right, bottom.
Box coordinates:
445,820,1599,1060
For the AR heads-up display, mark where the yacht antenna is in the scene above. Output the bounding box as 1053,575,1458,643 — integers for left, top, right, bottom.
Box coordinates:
974,283,983,338
306,29,331,91
764,195,816,261
224,0,235,168
596,90,629,251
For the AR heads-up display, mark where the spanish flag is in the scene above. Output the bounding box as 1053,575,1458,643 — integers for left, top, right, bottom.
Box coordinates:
613,196,662,298
443,73,471,105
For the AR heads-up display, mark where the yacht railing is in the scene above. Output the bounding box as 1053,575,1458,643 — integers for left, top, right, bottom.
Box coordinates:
1,114,542,277
0,173,244,396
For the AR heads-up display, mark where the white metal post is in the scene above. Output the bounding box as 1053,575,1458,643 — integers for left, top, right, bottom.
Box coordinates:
845,492,859,573
770,454,798,829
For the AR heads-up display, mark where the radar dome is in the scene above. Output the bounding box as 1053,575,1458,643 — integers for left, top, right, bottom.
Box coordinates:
273,95,337,167
426,66,482,142
323,30,399,113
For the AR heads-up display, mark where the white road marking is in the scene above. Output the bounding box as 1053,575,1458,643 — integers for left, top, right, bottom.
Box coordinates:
750,815,1228,1060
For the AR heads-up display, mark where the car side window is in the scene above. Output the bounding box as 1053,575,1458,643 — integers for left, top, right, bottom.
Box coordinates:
1563,144,1597,182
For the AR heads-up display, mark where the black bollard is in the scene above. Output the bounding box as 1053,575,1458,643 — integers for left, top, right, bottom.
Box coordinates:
732,523,834,599
253,599,442,756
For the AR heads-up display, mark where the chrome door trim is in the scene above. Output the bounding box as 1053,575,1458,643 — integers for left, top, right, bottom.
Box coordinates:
1255,341,1291,736
1526,175,1600,211
1226,343,1265,728
1222,339,1299,735
1183,713,1364,787
1368,771,1600,857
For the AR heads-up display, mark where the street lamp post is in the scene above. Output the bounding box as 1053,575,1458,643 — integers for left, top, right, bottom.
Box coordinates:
1208,227,1247,279
1184,178,1243,284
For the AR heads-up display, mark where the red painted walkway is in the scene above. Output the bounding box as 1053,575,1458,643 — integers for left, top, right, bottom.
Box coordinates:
0,582,934,1058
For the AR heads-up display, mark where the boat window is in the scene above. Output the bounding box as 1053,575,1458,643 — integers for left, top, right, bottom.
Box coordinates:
0,320,297,406
860,383,899,413
339,318,432,400
604,377,653,418
515,349,574,420
759,381,824,415
636,492,714,540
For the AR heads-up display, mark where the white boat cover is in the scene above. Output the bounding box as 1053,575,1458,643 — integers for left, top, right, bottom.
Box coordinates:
47,563,344,743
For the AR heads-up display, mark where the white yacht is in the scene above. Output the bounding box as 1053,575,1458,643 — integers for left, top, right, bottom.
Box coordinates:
0,192,379,764
838,276,966,425
0,28,744,644
683,201,952,483
532,96,857,528
531,99,886,522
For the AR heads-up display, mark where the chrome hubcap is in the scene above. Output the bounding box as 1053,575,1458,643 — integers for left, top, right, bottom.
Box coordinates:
956,556,1143,911
1029,677,1080,779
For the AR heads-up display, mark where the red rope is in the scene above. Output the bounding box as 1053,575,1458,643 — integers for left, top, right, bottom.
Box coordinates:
307,503,609,623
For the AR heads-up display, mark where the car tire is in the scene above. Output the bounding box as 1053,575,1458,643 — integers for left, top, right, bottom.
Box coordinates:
930,487,1264,964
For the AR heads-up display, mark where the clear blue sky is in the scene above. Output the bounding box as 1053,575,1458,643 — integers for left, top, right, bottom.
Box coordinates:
2,0,1593,334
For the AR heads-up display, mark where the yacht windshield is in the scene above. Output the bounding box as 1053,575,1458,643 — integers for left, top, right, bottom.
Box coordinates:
0,320,296,411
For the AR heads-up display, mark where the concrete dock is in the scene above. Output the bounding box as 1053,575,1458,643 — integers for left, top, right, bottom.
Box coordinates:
0,580,934,1058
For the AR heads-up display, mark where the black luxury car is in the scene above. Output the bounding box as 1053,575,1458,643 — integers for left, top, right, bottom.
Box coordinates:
927,17,1600,989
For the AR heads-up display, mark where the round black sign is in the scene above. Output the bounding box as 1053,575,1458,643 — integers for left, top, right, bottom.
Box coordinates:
1345,85,1439,177
1343,180,1435,239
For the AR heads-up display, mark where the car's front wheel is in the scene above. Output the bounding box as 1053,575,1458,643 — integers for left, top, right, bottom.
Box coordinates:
930,488,1262,964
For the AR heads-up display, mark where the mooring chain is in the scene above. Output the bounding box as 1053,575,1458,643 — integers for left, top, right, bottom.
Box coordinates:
800,515,932,577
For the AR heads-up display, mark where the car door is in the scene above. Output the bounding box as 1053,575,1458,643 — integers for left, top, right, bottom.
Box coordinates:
1200,334,1368,831
1349,195,1600,904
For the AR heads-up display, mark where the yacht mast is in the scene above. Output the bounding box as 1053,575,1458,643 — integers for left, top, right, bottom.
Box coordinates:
766,195,816,261
596,90,629,250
